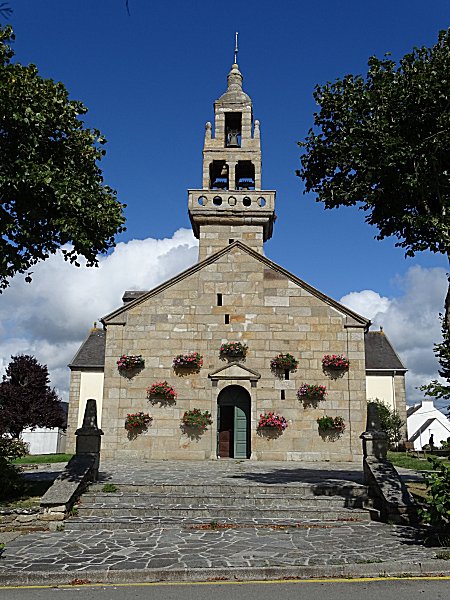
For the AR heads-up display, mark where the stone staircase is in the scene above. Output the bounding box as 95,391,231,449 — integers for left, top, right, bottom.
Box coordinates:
66,480,374,531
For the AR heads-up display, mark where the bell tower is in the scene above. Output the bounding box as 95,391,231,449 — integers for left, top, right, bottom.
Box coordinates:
188,45,276,260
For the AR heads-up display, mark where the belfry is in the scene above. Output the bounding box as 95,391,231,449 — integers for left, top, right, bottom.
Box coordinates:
188,54,275,260
67,49,406,462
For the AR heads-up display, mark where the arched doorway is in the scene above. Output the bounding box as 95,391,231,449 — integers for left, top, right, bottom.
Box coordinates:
217,385,251,459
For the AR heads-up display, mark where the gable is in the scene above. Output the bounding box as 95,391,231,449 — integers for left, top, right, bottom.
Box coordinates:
209,362,260,381
102,242,369,328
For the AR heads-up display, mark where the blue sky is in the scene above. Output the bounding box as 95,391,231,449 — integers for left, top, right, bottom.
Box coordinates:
1,0,449,410
6,0,448,295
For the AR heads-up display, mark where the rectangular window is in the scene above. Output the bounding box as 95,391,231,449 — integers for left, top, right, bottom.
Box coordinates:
284,369,290,380
225,314,230,324
281,390,286,400
217,293,223,306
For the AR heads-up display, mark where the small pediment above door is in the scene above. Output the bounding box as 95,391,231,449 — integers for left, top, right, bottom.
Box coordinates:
208,362,261,382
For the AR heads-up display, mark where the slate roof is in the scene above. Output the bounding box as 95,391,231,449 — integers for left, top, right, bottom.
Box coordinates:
365,330,406,371
407,404,421,418
69,328,106,369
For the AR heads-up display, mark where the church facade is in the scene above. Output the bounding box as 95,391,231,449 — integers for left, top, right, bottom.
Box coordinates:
67,60,406,461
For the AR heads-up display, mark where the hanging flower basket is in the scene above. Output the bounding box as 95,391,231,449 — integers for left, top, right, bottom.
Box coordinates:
322,354,350,370
219,341,248,359
297,383,327,403
257,412,288,432
270,353,299,371
173,352,203,370
147,381,178,403
181,408,213,431
117,354,145,370
317,415,346,433
124,412,153,431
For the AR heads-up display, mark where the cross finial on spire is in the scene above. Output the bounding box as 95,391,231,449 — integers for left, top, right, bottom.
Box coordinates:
234,31,239,64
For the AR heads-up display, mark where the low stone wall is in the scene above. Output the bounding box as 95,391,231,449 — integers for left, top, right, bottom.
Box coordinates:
0,507,63,532
39,454,96,524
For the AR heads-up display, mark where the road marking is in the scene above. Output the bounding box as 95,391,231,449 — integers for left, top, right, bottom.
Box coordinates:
2,576,450,589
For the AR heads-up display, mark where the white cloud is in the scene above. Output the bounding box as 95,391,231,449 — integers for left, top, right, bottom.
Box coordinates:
0,229,198,400
340,266,448,409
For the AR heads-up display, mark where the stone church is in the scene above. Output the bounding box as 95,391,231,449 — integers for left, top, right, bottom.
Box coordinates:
67,60,406,461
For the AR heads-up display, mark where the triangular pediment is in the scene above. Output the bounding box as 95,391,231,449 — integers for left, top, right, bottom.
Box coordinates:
102,241,370,328
208,362,261,381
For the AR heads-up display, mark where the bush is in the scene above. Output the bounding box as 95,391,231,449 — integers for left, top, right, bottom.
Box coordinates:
421,458,450,533
368,399,404,447
0,437,28,500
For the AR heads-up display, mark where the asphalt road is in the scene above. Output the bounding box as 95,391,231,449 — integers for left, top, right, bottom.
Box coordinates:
1,579,450,600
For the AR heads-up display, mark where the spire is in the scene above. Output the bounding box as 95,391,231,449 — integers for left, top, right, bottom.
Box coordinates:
226,62,244,93
218,61,250,105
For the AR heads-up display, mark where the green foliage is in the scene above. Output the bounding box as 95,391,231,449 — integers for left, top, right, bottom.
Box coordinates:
219,341,248,358
317,415,345,432
102,484,118,493
0,25,125,290
420,318,450,417
0,437,27,500
368,399,404,446
0,437,28,461
421,458,450,531
387,451,437,472
12,453,73,464
298,29,450,259
270,353,299,371
181,408,213,431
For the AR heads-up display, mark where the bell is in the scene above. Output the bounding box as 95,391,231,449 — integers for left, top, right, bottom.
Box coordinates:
227,129,240,147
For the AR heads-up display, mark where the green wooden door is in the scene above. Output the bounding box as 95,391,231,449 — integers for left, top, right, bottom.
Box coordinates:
234,405,247,459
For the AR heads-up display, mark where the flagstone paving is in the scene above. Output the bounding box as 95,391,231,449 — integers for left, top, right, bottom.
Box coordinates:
0,521,438,573
0,460,439,578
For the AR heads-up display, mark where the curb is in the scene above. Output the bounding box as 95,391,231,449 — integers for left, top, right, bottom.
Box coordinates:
1,560,450,587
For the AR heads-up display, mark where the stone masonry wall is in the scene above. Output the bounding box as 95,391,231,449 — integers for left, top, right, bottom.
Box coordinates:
100,245,367,461
66,370,81,455
394,374,408,439
198,224,264,260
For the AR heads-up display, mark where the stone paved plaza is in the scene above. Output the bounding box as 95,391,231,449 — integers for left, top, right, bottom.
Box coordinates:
0,520,437,574
0,460,444,583
97,458,367,486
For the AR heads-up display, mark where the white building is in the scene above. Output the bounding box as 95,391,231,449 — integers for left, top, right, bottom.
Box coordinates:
365,329,407,431
21,426,67,455
407,398,450,450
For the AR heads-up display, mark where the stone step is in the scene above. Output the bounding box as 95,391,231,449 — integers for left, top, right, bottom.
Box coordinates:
74,506,371,520
90,482,368,498
79,493,364,509
65,509,372,531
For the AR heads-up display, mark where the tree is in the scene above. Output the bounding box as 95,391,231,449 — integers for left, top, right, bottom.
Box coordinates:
0,25,125,291
297,29,450,330
420,318,450,417
0,354,65,438
367,399,404,447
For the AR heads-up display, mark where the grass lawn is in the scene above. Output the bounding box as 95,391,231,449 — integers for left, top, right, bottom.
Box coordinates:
12,453,73,465
387,450,439,471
